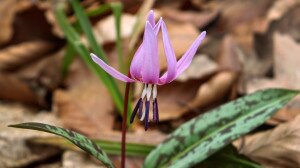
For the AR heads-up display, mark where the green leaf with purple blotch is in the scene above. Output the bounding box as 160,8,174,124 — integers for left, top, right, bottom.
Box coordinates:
143,88,298,168
9,122,115,168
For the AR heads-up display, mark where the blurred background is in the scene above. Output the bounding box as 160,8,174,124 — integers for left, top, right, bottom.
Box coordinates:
0,0,299,167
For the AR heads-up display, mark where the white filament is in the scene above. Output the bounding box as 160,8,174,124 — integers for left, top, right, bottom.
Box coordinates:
152,85,157,99
140,109,145,121
141,84,147,99
146,84,152,101
139,84,157,122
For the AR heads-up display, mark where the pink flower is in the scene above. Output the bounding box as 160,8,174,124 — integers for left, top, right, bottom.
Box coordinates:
91,10,206,130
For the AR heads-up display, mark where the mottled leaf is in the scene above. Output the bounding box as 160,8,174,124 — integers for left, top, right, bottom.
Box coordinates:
143,88,299,168
31,137,260,167
9,122,115,168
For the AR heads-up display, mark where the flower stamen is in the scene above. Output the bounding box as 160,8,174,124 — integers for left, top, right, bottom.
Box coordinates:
153,98,159,123
130,98,142,124
144,100,150,130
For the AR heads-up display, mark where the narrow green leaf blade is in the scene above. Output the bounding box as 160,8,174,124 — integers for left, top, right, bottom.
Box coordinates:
30,136,155,156
61,43,76,77
54,3,125,114
87,4,111,17
110,2,124,73
70,0,107,61
9,122,115,168
143,88,299,168
199,145,262,168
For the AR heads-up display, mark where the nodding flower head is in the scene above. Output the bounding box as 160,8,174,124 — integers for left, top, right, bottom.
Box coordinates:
91,10,206,130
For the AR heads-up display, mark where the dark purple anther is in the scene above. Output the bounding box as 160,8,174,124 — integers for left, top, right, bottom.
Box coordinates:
138,99,144,119
130,98,142,123
144,101,150,131
153,98,159,124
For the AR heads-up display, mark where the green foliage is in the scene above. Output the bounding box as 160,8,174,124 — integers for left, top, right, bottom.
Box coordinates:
31,136,261,167
31,136,154,156
61,43,76,77
199,145,262,168
9,122,115,168
55,1,126,115
143,88,299,168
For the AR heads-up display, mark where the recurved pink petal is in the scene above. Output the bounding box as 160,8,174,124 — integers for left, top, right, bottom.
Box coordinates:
141,22,160,84
159,21,177,84
91,53,134,83
175,31,206,78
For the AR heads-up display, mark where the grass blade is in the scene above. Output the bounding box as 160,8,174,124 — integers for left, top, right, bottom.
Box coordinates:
87,4,111,17
143,88,299,168
199,145,262,168
54,2,124,114
69,0,106,61
31,136,154,156
110,2,124,73
61,43,76,77
9,122,115,168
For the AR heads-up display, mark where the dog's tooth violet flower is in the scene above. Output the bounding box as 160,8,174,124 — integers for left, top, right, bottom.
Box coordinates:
90,10,206,130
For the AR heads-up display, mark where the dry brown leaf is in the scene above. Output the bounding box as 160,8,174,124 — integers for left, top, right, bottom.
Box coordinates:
247,33,300,124
0,72,42,105
91,14,137,45
187,35,241,111
10,3,59,44
0,0,17,45
234,115,300,168
0,41,58,70
274,4,300,41
53,59,114,137
0,49,63,106
62,151,104,168
190,0,207,9
209,0,274,78
160,7,219,28
189,71,236,109
216,0,273,32
157,71,235,121
254,0,300,33
217,35,242,72
16,49,64,91
0,102,60,167
176,55,218,82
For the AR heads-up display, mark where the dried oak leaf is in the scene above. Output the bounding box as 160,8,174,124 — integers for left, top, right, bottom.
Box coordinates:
0,40,59,71
91,14,137,45
53,59,114,138
62,151,104,168
0,72,41,105
0,0,17,45
0,102,60,167
247,33,300,124
0,49,63,106
160,7,219,28
254,0,300,33
234,115,300,168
